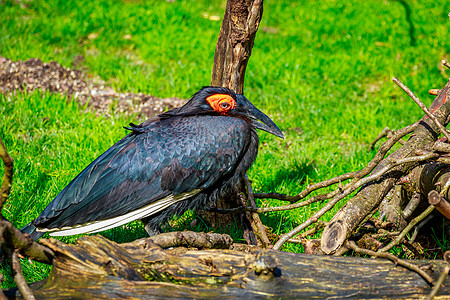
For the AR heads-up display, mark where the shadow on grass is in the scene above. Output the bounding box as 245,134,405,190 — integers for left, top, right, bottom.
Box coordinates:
395,0,416,46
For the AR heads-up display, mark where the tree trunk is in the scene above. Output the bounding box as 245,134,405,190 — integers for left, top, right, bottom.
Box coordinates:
211,0,263,94
6,234,450,299
201,0,264,244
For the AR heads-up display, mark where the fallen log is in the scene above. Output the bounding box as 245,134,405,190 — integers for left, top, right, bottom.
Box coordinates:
5,234,450,299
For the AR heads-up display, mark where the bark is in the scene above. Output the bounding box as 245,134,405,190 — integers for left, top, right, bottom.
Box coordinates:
321,79,450,254
0,138,13,209
0,219,54,265
211,0,263,94
5,234,450,299
429,190,450,219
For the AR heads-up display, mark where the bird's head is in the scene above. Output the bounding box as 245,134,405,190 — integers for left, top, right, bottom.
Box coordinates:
165,86,284,139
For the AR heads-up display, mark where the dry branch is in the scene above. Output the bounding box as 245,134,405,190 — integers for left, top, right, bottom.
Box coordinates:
274,149,437,250
135,231,233,249
255,123,418,215
243,175,272,247
443,60,450,69
1,220,54,264
380,205,435,253
369,127,406,150
393,77,450,142
7,249,35,300
345,240,434,285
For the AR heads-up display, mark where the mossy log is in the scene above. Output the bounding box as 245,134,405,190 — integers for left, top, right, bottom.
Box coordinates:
5,233,450,299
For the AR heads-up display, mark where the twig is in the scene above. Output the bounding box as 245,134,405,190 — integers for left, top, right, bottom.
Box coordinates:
428,190,450,219
255,122,417,205
369,127,390,150
443,60,450,69
333,245,350,256
255,175,355,204
287,221,326,244
429,89,441,96
409,213,434,244
8,248,36,300
0,220,54,264
369,127,406,150
379,205,435,253
243,175,272,248
257,190,338,213
393,77,450,142
402,192,422,220
263,152,438,214
346,240,434,286
0,138,13,209
426,266,449,300
370,231,401,239
273,152,437,250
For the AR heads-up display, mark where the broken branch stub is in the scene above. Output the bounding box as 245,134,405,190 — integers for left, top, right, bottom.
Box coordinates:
321,79,450,254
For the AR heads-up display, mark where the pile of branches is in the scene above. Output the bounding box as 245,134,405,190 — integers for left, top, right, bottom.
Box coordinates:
234,61,450,261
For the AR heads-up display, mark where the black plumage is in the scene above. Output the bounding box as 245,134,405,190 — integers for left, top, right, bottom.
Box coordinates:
21,86,283,239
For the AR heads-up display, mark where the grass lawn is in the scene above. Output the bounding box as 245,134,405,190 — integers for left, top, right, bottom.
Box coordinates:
1,0,449,287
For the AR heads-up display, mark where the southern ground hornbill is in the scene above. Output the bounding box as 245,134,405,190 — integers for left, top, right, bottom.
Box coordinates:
22,86,284,240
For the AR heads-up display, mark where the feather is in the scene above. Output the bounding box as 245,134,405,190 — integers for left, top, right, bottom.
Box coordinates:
40,189,201,236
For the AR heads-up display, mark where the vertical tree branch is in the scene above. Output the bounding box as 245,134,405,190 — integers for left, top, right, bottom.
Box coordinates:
0,138,13,209
0,137,53,299
7,248,36,300
205,0,264,242
211,0,263,94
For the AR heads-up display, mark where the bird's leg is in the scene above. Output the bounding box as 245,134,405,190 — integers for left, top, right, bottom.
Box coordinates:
141,216,164,236
242,175,273,248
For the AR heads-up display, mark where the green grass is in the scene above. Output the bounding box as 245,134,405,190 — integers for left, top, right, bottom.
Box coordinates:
1,0,449,288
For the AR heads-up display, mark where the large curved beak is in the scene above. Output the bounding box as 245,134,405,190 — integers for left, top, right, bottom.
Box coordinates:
235,95,284,139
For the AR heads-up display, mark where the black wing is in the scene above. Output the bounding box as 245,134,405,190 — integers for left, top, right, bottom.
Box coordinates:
31,115,251,236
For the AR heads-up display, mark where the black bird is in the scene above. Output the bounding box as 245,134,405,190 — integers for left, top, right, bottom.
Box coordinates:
22,86,283,240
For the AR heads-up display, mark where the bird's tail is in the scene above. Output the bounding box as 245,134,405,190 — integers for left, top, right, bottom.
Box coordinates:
21,222,45,240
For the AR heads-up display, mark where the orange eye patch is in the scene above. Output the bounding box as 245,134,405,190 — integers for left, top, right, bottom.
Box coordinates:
206,94,236,115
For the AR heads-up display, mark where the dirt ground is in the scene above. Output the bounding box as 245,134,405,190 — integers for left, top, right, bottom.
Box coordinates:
0,57,186,118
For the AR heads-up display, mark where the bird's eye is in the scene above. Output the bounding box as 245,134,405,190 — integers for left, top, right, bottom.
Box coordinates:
220,101,230,109
206,94,236,114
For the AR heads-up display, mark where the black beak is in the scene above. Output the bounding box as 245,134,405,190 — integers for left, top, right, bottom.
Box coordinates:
235,95,284,139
